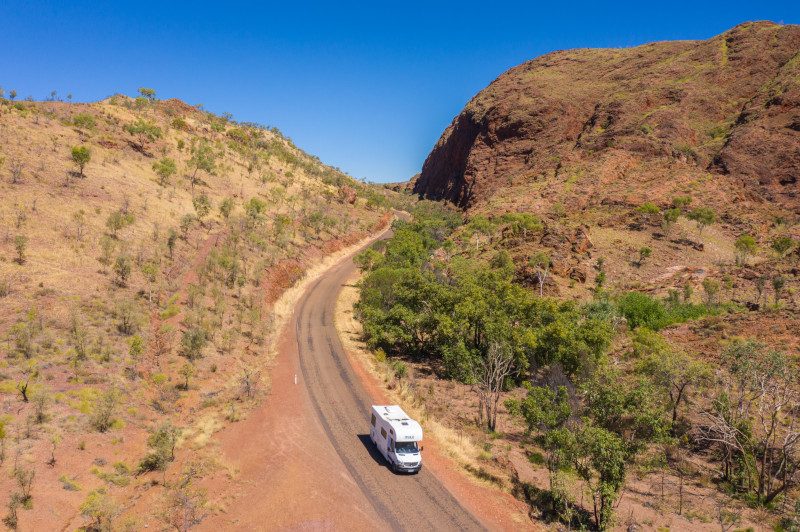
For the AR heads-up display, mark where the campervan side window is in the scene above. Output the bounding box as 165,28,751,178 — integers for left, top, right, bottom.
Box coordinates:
380,427,387,439
371,414,376,427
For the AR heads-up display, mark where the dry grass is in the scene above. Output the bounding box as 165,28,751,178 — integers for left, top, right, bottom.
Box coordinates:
0,94,394,529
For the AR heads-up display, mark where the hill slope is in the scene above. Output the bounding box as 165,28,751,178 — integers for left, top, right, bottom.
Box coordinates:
415,21,800,217
0,93,392,529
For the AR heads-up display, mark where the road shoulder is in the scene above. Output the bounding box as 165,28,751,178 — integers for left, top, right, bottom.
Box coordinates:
335,269,540,531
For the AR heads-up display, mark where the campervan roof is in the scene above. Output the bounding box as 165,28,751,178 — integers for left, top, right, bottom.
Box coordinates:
372,405,423,442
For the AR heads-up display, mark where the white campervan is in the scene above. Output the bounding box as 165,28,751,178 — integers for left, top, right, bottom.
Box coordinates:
369,405,423,473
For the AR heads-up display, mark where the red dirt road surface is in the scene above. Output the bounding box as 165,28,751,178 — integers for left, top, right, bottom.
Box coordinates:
202,229,533,530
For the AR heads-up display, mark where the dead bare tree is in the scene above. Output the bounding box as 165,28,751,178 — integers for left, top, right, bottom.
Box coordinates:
475,342,514,432
698,341,800,505
9,159,22,184
529,251,551,297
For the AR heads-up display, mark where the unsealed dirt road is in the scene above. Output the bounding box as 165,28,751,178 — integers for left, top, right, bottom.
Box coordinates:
202,229,488,530
293,235,485,530
199,230,541,530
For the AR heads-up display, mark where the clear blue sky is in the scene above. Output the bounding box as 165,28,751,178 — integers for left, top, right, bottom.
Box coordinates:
1,1,797,182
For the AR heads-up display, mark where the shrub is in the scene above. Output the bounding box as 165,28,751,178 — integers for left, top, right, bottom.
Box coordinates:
80,488,118,530
124,119,162,143
152,157,177,186
72,113,96,130
180,327,208,361
71,146,91,177
734,234,757,266
636,202,659,215
617,292,667,330
89,389,119,432
192,193,212,222
771,236,796,257
138,421,180,473
13,235,27,264
105,210,134,238
113,256,132,287
687,207,715,235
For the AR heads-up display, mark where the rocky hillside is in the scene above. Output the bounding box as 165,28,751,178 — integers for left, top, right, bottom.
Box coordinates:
415,21,800,218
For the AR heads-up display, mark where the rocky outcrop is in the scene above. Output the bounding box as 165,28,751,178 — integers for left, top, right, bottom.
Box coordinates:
414,22,800,214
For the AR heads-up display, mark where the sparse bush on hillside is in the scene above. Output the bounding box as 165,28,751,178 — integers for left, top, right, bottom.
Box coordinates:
72,113,96,130
219,197,234,219
661,207,680,234
672,196,692,210
13,235,28,264
152,157,177,186
105,210,134,238
734,234,757,265
124,119,162,146
180,214,195,239
80,488,118,530
113,255,132,287
702,277,720,305
89,388,120,432
771,235,796,257
188,139,215,190
166,228,177,257
138,87,156,101
71,145,91,177
180,327,208,361
700,340,800,506
772,275,785,306
688,207,715,236
192,193,212,223
138,421,179,473
636,246,651,267
9,158,23,184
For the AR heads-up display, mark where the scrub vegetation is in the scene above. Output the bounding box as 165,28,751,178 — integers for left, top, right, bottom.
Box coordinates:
0,87,394,529
355,201,800,530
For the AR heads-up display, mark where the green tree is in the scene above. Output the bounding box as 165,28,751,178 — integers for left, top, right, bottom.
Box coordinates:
772,276,785,306
13,235,28,264
152,157,177,187
180,214,195,240
573,426,627,530
701,277,720,306
244,197,267,224
687,207,715,236
124,119,162,146
180,327,208,361
188,140,215,190
219,197,234,219
71,145,91,177
113,256,132,287
105,210,134,238
637,349,710,433
138,87,156,101
90,388,119,432
661,208,680,234
80,489,118,530
138,421,180,473
672,196,692,210
192,193,212,223
771,236,796,257
166,228,177,258
734,234,757,266
702,340,800,505
637,246,652,267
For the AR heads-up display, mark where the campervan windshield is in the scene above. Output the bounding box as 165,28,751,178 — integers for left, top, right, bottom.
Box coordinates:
395,441,418,453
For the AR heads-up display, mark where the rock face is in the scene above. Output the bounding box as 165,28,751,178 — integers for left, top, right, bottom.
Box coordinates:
414,22,800,214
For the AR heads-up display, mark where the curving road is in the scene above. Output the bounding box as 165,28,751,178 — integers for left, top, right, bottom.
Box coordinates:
293,229,485,531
